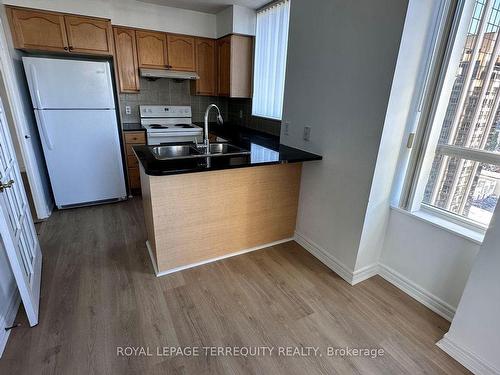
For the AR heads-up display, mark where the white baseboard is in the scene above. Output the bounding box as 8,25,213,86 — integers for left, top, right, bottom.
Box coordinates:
294,231,456,321
146,238,294,277
0,291,20,358
437,335,500,375
378,263,455,321
294,231,380,285
295,231,362,285
351,262,380,284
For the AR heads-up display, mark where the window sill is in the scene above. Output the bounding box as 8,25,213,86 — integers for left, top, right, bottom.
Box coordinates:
390,206,484,245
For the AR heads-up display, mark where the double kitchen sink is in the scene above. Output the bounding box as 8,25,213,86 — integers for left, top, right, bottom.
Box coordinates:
152,142,250,160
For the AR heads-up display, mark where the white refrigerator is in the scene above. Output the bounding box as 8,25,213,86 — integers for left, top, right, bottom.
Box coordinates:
23,57,127,209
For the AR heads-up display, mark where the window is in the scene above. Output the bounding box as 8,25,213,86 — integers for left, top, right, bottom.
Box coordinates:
252,0,290,120
408,0,500,229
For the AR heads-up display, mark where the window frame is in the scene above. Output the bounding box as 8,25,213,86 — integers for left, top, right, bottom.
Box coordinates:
400,0,500,231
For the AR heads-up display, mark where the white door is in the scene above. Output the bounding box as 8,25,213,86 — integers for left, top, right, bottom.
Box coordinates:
35,109,126,208
0,98,41,327
22,57,115,109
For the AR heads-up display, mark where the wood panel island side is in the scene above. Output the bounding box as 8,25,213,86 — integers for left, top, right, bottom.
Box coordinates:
139,163,303,275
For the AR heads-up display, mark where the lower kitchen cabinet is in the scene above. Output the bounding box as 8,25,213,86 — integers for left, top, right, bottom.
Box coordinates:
124,131,146,192
128,168,141,190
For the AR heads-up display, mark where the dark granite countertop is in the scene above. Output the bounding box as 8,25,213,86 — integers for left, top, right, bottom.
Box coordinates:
133,123,322,176
122,123,144,131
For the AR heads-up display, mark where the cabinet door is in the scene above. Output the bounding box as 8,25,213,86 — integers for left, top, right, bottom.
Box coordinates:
167,34,195,71
64,15,113,55
7,7,68,52
128,168,141,190
193,38,216,96
136,30,168,69
113,27,140,92
124,131,145,192
217,36,231,97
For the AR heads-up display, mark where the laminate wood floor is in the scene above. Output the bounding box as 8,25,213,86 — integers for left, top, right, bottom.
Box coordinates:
0,198,470,374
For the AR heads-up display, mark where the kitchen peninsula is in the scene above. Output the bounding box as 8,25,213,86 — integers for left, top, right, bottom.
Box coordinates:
134,125,321,275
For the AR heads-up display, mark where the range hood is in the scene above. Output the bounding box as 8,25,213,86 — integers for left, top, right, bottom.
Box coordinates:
140,68,199,80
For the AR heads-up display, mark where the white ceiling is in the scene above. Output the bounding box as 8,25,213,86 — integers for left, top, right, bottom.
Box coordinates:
137,0,268,14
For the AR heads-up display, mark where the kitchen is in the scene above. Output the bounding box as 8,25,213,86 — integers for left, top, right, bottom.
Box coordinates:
0,0,499,374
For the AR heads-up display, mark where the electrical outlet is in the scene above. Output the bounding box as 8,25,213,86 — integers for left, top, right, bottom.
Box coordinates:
284,121,290,136
239,110,243,119
303,126,311,141
125,105,131,115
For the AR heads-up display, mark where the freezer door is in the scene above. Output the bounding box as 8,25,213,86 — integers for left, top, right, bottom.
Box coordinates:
23,57,115,109
34,109,126,207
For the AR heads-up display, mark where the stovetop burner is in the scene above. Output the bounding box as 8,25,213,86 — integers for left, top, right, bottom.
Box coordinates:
149,124,169,129
174,124,194,128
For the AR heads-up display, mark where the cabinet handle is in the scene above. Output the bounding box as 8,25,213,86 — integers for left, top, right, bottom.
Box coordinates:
64,46,68,51
69,46,74,51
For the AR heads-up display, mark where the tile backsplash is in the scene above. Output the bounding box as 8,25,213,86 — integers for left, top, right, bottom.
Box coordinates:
119,78,228,123
119,77,281,136
227,98,281,136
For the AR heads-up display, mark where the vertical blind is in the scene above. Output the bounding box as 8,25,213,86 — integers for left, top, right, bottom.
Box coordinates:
252,0,290,120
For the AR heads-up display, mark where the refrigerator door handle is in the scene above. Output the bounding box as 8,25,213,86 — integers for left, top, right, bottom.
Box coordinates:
34,111,54,150
29,64,43,109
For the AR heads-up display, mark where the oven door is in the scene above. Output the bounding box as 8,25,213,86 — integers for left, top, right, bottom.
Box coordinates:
147,131,203,145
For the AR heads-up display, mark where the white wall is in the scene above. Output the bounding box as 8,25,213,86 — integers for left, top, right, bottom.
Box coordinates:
216,4,255,38
232,4,255,36
355,0,444,272
381,209,479,312
216,6,233,38
371,0,481,322
282,0,408,272
3,0,217,37
437,202,500,374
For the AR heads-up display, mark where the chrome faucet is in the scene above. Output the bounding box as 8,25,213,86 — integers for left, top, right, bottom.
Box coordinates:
202,104,223,152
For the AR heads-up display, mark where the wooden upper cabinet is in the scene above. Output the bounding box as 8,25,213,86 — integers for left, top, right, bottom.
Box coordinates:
217,35,253,98
6,6,113,55
64,15,113,55
217,36,231,97
167,34,195,71
136,30,168,69
192,38,216,96
7,7,68,52
113,27,140,93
